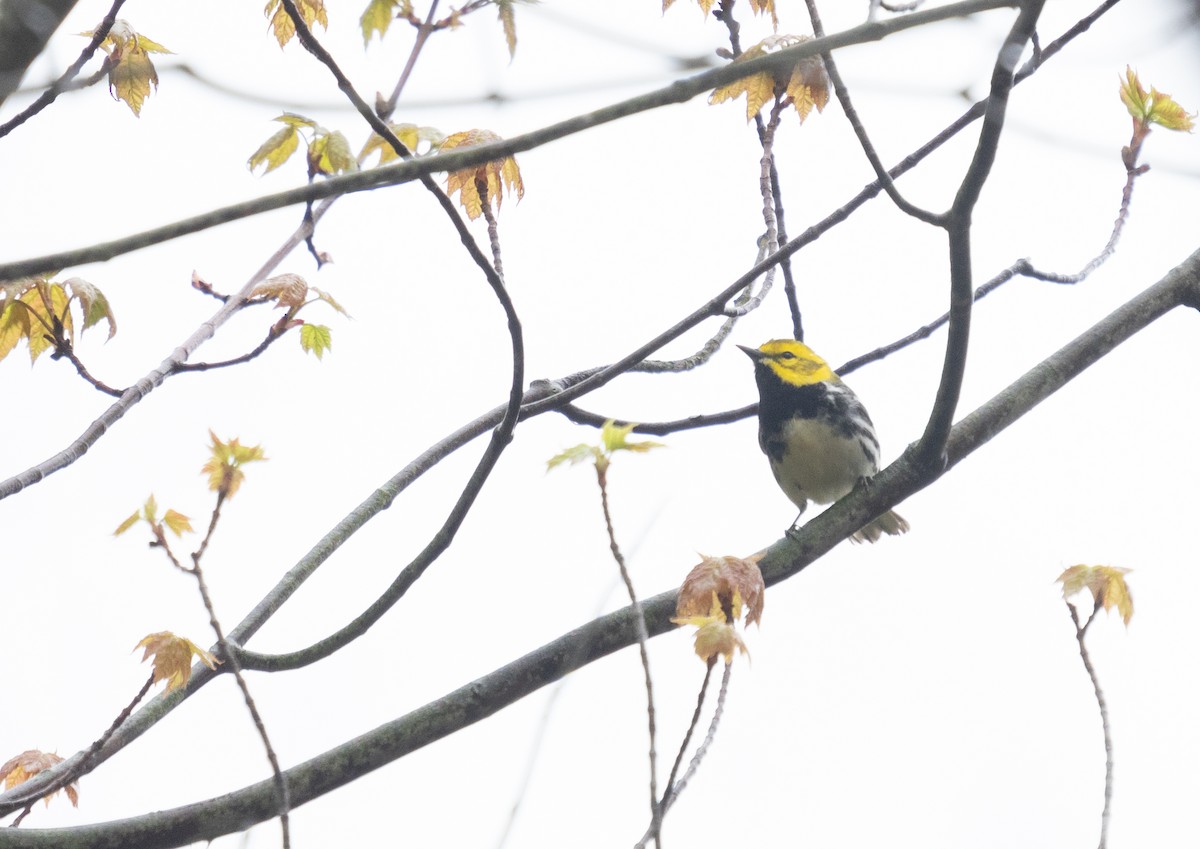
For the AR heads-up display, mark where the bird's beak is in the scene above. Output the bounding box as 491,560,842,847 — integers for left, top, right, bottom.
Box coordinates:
737,344,763,361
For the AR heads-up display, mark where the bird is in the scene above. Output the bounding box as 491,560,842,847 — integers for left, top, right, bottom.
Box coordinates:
738,338,909,543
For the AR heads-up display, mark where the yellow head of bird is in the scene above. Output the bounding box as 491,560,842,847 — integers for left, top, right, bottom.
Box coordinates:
738,339,837,387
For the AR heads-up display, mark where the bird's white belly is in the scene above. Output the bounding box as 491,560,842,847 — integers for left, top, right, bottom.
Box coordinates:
772,417,877,506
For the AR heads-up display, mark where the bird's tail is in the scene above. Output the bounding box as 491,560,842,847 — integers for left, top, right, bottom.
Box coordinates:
850,509,910,544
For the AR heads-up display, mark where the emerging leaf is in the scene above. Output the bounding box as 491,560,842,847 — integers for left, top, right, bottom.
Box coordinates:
0,750,78,808
300,323,332,359
135,631,220,693
265,0,328,48
361,0,399,44
497,0,518,59
113,509,141,536
162,509,194,537
83,20,172,116
1057,564,1134,625
440,129,524,220
1120,66,1196,132
201,431,267,500
546,443,600,470
600,420,664,455
248,125,301,174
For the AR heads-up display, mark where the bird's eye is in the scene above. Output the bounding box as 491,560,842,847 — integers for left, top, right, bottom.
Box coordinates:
778,351,796,360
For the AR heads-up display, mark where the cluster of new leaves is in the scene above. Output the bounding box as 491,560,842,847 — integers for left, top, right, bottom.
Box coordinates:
1058,564,1135,625
251,272,348,359
441,129,526,220
114,494,194,539
1119,67,1196,134
248,114,357,178
136,632,220,694
0,752,78,810
664,0,778,28
200,431,267,500
672,555,765,663
80,20,171,116
548,420,664,475
709,35,830,123
0,275,116,365
265,0,329,48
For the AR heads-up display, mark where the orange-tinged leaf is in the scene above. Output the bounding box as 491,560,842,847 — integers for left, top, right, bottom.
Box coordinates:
677,554,765,626
253,273,309,309
361,0,398,44
162,509,193,536
747,0,778,28
1057,564,1134,625
663,0,717,14
135,631,220,693
440,129,524,220
0,750,78,808
248,125,301,174
711,35,827,123
299,323,332,359
672,593,749,662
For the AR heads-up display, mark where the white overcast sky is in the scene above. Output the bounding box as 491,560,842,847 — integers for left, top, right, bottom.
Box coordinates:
2,1,1199,847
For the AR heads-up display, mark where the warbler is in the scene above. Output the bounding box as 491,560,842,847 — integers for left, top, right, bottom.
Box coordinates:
739,339,909,544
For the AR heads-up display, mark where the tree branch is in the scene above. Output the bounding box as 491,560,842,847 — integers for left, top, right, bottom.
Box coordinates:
4,245,1197,837
0,0,1016,281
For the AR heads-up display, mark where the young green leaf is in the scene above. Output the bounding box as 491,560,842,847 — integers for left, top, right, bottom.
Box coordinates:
300,323,332,359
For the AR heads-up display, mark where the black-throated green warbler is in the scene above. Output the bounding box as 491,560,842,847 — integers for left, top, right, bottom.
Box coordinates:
739,339,909,544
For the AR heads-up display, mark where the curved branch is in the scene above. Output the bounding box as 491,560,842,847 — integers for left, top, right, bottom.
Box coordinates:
916,0,1046,467
4,245,1197,844
0,0,1016,281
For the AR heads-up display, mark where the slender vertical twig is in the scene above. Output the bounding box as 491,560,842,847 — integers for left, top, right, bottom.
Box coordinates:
595,461,660,847
1067,601,1112,849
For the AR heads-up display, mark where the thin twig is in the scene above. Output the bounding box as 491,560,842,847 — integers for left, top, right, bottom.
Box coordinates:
636,661,733,848
663,660,715,803
0,0,1019,282
804,0,944,225
189,494,291,849
1067,601,1112,849
595,462,660,846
